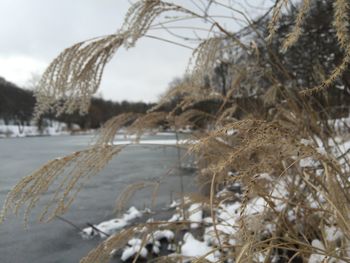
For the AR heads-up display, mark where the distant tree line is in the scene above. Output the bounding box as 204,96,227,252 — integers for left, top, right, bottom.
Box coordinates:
0,77,155,129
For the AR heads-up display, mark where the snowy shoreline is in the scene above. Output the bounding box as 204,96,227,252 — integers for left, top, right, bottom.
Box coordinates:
77,133,350,263
0,122,82,138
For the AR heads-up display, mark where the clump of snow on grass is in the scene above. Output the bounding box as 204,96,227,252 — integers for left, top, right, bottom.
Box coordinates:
168,213,182,222
329,115,350,134
188,203,203,228
244,197,268,215
299,157,320,168
149,229,175,242
151,241,161,254
203,217,213,225
167,243,177,251
227,171,239,177
325,225,343,242
120,229,175,261
226,128,238,136
218,202,240,223
121,238,148,261
81,206,142,239
122,206,143,221
148,230,175,255
307,239,345,263
181,233,215,262
308,239,326,263
169,199,181,208
204,202,240,246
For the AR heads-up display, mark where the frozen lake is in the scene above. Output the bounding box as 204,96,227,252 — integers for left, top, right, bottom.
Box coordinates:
0,134,195,263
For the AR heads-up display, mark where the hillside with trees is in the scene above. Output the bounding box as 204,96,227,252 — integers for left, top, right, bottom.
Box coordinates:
0,76,154,130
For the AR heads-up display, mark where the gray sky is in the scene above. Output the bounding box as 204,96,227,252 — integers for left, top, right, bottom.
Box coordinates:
0,0,272,102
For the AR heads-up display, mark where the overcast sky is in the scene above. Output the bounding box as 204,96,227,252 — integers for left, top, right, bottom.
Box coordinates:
0,0,272,102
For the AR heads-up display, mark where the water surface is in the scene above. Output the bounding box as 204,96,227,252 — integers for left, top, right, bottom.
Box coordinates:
0,134,195,263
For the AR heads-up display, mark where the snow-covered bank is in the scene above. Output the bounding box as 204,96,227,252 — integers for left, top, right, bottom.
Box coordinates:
0,122,192,140
78,134,350,263
0,122,88,138
112,138,196,145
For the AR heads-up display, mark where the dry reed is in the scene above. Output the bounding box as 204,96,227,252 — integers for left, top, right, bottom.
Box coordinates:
3,1,350,262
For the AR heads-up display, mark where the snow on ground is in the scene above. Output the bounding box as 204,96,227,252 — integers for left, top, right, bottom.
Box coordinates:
81,206,143,239
181,233,216,262
329,115,350,134
121,239,148,261
81,184,350,263
325,225,344,242
308,240,326,263
79,161,350,262
80,195,266,261
119,229,176,261
188,203,203,228
149,229,175,242
77,132,350,262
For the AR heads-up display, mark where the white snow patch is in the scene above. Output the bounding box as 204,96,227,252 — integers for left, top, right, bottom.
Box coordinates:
167,243,176,251
245,197,267,215
325,225,343,242
181,233,215,262
169,199,181,208
218,202,240,224
123,206,143,221
188,203,203,228
300,157,319,168
226,128,237,136
121,242,148,261
203,217,213,225
168,213,182,222
308,239,326,263
150,230,175,242
81,206,142,239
